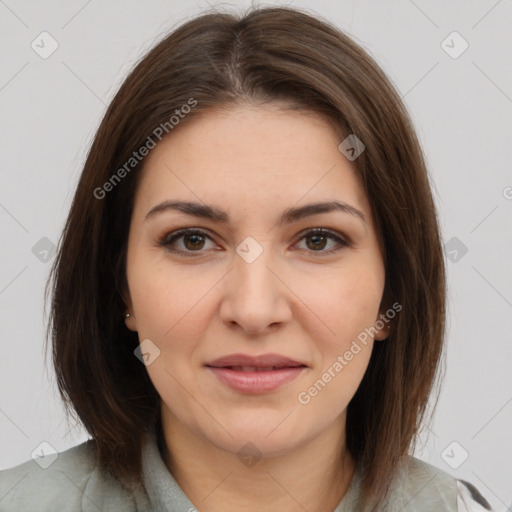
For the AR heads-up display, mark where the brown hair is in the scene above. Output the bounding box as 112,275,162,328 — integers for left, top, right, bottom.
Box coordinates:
46,6,446,510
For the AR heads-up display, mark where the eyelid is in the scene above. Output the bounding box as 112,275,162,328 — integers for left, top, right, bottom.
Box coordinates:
159,226,350,256
293,227,350,246
159,227,220,255
291,227,350,256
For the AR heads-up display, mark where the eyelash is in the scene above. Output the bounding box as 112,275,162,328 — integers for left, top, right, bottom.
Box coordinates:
159,227,350,257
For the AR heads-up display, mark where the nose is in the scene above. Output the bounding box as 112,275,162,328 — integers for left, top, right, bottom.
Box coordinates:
219,241,293,337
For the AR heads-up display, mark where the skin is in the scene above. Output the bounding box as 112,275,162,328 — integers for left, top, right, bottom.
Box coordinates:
124,103,387,512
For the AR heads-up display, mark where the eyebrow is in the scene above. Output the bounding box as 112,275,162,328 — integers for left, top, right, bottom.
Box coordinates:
145,199,366,225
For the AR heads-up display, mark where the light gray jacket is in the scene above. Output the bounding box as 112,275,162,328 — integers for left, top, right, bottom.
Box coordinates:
0,433,492,511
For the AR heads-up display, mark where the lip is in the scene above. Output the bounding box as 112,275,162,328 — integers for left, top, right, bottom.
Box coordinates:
206,353,306,368
205,353,308,394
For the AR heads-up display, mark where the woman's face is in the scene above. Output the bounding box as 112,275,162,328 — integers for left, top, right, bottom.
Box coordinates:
125,103,387,458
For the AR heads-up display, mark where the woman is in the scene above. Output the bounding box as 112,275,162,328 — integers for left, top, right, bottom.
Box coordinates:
0,6,493,511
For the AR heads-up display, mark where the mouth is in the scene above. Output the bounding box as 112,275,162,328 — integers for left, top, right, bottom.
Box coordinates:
215,365,303,372
205,353,308,394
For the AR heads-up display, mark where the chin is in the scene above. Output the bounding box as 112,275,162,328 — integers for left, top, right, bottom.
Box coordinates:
210,430,302,461
205,413,312,456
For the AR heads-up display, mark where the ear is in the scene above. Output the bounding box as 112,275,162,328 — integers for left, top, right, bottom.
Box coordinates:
373,300,394,341
373,287,394,341
373,311,390,341
122,292,138,332
124,312,138,332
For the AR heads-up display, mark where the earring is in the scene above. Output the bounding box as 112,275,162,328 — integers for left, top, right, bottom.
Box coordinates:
125,313,130,319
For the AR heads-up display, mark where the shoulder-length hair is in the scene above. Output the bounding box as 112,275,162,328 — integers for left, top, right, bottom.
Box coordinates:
46,6,446,510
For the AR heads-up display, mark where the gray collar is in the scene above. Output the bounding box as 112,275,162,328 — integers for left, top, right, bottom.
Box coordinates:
134,431,362,512
135,432,198,512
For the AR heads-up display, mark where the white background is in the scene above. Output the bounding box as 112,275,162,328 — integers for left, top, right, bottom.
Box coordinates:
1,1,511,510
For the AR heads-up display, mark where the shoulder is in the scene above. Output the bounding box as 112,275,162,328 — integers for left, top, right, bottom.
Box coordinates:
385,455,493,511
0,440,137,512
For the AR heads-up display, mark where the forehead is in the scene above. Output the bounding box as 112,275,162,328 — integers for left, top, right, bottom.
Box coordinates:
133,104,370,220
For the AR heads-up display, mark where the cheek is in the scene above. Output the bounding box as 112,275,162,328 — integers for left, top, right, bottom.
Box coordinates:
295,269,379,413
128,261,215,423
298,341,373,426
128,253,218,341
293,264,384,345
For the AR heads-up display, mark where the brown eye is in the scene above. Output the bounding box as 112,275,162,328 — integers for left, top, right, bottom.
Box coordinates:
295,229,349,254
183,233,206,250
160,228,218,256
305,233,328,251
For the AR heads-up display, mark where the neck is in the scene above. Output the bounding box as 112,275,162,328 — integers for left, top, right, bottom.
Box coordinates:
160,410,356,512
